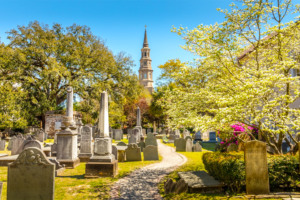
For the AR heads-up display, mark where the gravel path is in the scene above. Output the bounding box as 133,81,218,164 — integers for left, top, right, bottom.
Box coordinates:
110,140,188,200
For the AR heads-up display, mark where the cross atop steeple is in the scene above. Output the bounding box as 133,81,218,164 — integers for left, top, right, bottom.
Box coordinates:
143,26,148,48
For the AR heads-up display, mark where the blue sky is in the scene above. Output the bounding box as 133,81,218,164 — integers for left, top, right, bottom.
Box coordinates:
0,0,298,87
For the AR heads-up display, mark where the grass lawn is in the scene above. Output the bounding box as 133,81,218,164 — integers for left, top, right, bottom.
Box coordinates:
0,149,162,199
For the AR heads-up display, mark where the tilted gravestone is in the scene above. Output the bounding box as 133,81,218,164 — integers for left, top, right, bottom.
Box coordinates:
245,141,269,195
129,135,137,144
0,140,5,151
227,143,238,152
78,126,93,161
11,135,25,155
143,145,159,161
193,142,202,152
125,144,141,161
186,138,193,152
175,179,188,194
112,145,118,160
117,141,127,146
114,129,123,141
7,147,55,200
145,133,158,147
138,141,145,152
164,179,176,194
176,138,186,152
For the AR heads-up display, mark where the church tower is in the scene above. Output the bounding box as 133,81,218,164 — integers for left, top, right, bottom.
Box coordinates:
139,26,154,94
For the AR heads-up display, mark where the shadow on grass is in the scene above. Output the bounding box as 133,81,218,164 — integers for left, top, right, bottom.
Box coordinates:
57,174,85,179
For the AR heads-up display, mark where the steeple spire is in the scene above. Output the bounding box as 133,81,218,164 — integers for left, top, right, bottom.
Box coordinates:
143,25,148,47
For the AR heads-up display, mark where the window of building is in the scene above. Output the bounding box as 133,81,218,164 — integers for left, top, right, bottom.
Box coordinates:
144,52,147,57
144,62,146,65
144,73,147,79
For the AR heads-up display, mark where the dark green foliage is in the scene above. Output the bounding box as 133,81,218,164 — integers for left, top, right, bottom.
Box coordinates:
203,152,300,193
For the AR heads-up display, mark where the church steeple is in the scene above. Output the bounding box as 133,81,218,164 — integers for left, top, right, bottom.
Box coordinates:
138,26,154,94
143,27,148,47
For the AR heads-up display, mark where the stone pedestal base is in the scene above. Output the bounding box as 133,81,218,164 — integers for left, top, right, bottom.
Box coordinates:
85,160,118,178
58,158,80,169
78,153,92,162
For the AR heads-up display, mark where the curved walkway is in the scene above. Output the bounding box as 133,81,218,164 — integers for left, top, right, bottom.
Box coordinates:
110,140,187,200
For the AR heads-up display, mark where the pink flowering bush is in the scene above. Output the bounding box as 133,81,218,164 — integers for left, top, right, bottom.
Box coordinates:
218,122,258,152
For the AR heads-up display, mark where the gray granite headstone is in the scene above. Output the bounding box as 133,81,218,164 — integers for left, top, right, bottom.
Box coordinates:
176,138,186,152
11,135,25,155
147,128,151,134
137,141,145,152
193,142,202,152
174,138,180,147
169,134,179,140
145,133,157,147
22,138,43,151
7,147,55,200
114,129,123,141
129,135,137,144
186,138,193,152
132,128,140,142
51,143,57,155
112,145,118,160
143,145,159,161
209,132,216,141
78,126,92,157
125,144,141,161
0,140,5,151
7,137,15,151
195,131,201,140
117,141,127,146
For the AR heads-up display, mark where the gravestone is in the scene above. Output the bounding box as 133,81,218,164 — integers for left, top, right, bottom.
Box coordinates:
143,145,159,161
125,144,141,161
38,130,45,142
0,140,5,151
112,145,118,161
11,135,25,155
227,143,238,152
142,129,146,136
209,131,217,142
193,142,202,152
129,135,137,144
127,129,132,139
51,143,57,156
174,138,180,147
145,132,158,147
195,131,202,141
132,128,140,142
22,137,43,151
92,126,96,139
117,141,127,146
185,136,192,141
78,126,93,162
186,138,193,152
175,179,188,194
114,129,123,141
138,141,145,152
7,137,15,151
244,141,269,195
164,179,176,194
147,128,151,134
7,147,55,200
183,130,190,139
176,138,186,152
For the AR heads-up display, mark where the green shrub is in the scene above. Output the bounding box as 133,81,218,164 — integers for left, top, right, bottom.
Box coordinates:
203,152,300,193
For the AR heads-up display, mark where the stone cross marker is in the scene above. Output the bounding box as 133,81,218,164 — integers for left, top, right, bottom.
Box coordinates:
244,141,269,195
145,132,158,147
125,144,141,161
78,126,93,161
7,147,55,200
143,145,159,161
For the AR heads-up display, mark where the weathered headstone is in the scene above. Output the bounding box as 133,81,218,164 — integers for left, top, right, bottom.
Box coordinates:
114,129,123,141
147,128,151,134
193,142,202,152
175,179,188,194
0,140,5,151
138,141,145,152
38,130,45,142
7,137,15,151
117,141,127,146
129,135,137,144
78,126,93,162
186,138,193,152
127,129,132,139
244,141,269,195
92,126,96,139
145,132,158,147
164,179,176,194
183,130,190,139
7,147,55,200
174,138,180,147
227,143,238,152
195,131,202,141
142,129,146,136
143,145,159,161
176,138,186,152
125,143,141,161
22,137,43,151
11,135,25,155
185,136,192,141
112,145,118,161
209,131,216,141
